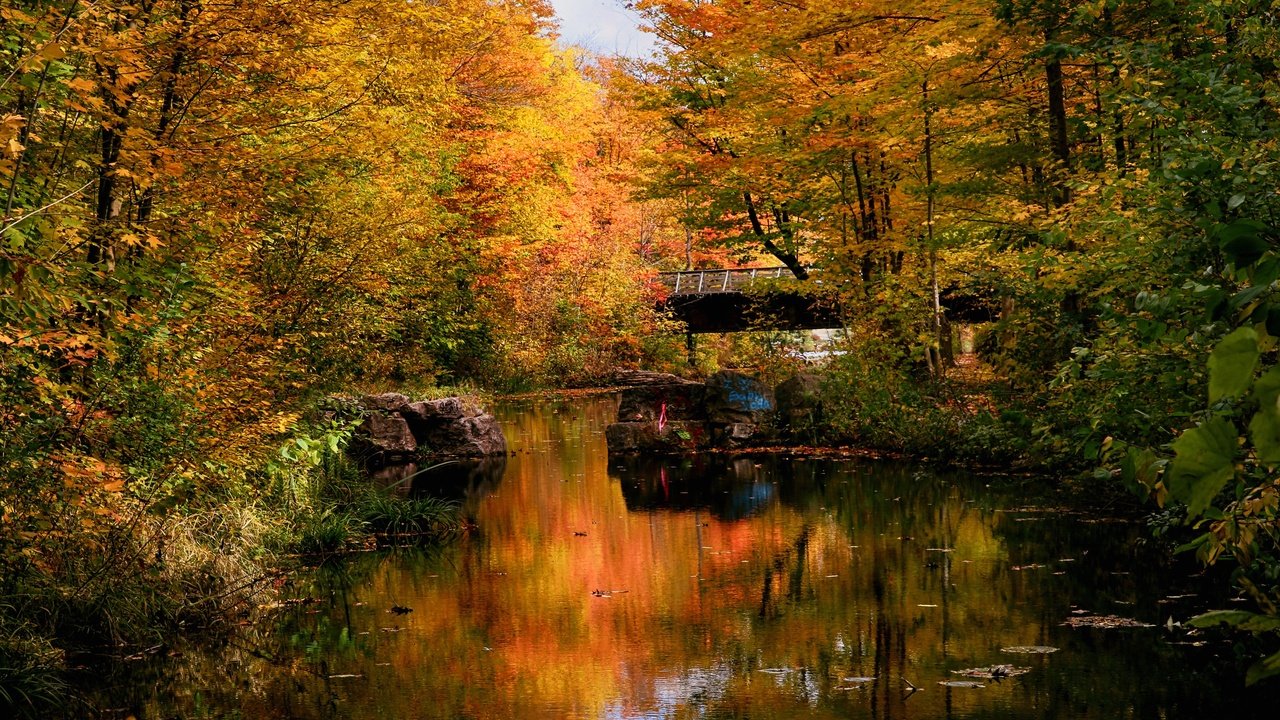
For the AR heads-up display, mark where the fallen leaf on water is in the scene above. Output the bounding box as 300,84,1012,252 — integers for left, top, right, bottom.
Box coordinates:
1062,615,1155,629
952,665,1030,679
1001,646,1059,654
939,680,985,688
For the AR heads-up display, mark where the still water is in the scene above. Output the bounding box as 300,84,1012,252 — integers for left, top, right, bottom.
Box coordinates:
84,396,1270,718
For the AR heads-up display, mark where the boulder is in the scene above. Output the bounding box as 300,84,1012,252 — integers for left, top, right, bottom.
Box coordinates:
606,421,706,454
704,371,775,425
415,411,506,457
361,392,411,414
616,381,705,423
402,397,481,438
611,370,696,387
358,414,417,457
775,373,823,435
713,422,758,448
345,393,506,463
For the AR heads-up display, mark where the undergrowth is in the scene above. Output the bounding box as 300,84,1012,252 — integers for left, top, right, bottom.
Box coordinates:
0,420,461,717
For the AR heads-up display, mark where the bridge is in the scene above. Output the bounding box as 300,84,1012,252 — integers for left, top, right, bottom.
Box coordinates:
657,267,841,334
656,267,998,334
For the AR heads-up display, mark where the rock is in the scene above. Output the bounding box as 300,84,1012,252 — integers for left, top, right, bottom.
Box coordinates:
358,414,417,457
344,393,506,462
714,422,758,448
361,392,411,414
704,371,775,425
775,373,823,435
605,421,705,454
611,370,696,387
616,381,705,423
415,411,506,457
401,397,482,438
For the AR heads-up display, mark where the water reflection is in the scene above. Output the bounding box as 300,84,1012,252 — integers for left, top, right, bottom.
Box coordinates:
73,395,1269,719
369,456,507,500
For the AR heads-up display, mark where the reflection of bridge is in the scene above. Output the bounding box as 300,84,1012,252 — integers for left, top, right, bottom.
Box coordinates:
657,267,841,334
656,267,997,334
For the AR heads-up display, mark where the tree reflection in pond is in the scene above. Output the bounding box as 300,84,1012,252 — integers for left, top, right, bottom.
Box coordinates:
73,396,1270,719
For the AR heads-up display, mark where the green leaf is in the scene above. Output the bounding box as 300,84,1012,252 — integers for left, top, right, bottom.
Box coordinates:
1250,409,1280,465
1254,366,1280,408
1208,327,1259,402
1166,417,1238,517
1247,651,1280,686
1214,220,1272,267
1189,610,1280,632
1250,367,1280,464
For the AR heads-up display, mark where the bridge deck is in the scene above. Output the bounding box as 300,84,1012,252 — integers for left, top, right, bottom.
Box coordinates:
658,267,796,295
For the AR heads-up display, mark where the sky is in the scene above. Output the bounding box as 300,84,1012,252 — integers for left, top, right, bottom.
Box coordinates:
549,0,655,58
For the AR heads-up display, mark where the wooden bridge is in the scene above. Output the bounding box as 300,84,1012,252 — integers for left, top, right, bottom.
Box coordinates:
657,267,841,334
656,267,998,334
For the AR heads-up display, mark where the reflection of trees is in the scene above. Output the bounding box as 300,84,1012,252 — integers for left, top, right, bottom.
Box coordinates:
71,396,1274,719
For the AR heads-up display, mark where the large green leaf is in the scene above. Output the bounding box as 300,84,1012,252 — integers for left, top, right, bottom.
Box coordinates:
1247,650,1280,686
1250,410,1280,465
1254,366,1280,407
1208,327,1258,403
1166,417,1238,517
1189,610,1280,632
1250,367,1280,463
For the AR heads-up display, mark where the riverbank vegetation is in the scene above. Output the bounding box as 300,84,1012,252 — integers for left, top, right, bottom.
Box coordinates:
5,0,1280,708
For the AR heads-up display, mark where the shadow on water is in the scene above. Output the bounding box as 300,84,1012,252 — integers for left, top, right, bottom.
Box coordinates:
370,456,507,502
62,395,1273,719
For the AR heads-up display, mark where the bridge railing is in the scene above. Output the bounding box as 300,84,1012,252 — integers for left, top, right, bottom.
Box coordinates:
658,267,805,296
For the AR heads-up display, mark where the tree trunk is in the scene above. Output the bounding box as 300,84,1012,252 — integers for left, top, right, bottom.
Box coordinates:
1044,30,1071,203
744,191,808,279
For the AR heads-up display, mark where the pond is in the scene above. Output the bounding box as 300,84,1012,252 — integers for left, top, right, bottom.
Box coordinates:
77,396,1270,718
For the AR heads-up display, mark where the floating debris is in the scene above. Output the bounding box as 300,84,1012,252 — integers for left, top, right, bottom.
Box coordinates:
1063,614,1155,629
389,605,413,615
953,665,1030,679
1001,646,1059,654
841,676,877,684
573,531,588,537
758,668,793,675
918,604,939,608
1011,564,1045,571
939,680,986,688
925,548,954,553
